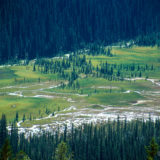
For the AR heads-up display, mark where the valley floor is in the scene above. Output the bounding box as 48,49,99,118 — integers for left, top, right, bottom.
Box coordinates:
0,46,160,135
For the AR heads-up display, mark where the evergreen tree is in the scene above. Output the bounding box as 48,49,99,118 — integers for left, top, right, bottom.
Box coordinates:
54,141,71,160
14,151,31,160
0,139,12,160
0,115,7,148
22,114,26,122
15,112,19,122
10,123,18,155
107,48,111,56
145,138,159,160
33,64,36,72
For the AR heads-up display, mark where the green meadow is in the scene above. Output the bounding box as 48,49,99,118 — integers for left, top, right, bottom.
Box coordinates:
0,46,160,124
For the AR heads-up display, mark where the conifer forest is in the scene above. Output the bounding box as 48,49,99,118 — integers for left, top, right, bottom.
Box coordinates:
0,0,160,160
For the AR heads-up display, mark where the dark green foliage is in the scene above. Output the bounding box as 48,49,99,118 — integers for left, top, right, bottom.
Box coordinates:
7,118,160,160
0,0,160,63
14,151,31,160
33,65,36,72
0,139,12,160
54,141,71,160
145,138,159,160
2,115,160,160
15,112,19,122
22,114,26,122
0,115,7,148
0,142,31,160
10,123,18,155
107,48,112,57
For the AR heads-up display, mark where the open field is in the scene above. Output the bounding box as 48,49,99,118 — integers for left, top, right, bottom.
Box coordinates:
0,46,160,134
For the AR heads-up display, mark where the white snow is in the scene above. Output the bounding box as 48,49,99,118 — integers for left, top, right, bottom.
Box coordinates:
15,103,160,137
133,100,152,106
8,92,23,97
3,76,160,136
33,95,54,98
123,90,131,93
17,120,23,127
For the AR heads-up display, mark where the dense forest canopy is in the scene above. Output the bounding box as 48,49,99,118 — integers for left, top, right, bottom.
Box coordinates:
0,0,160,63
1,115,160,160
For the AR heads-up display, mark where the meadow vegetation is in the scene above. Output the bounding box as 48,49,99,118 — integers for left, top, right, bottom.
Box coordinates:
0,46,160,125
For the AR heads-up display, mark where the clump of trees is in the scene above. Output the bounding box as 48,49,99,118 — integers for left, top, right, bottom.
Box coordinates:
0,114,30,160
1,114,160,160
33,52,157,91
54,141,73,160
145,138,159,160
0,139,31,160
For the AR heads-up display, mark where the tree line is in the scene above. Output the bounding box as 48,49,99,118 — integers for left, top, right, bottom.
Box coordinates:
1,114,160,160
0,0,160,63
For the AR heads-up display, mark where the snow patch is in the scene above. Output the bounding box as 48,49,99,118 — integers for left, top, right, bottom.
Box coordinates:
8,92,23,97
123,90,131,93
33,95,54,99
133,100,152,106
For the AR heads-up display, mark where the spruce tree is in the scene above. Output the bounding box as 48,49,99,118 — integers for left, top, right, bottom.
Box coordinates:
0,115,7,148
10,123,18,155
54,141,70,160
0,139,12,160
14,151,31,160
145,138,159,160
15,112,19,122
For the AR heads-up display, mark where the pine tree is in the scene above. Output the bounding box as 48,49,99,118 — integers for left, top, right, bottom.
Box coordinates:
14,151,31,160
63,125,67,142
33,64,36,72
0,114,7,148
107,48,111,56
54,141,72,160
15,112,19,122
22,114,26,122
0,139,12,160
145,138,159,160
10,123,18,155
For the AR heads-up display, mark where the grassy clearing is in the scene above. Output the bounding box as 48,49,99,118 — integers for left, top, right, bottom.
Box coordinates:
86,92,143,106
88,46,160,78
0,46,160,123
0,65,61,88
88,46,160,65
0,95,70,121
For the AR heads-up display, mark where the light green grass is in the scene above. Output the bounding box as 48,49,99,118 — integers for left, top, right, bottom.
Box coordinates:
0,95,70,121
88,46,160,65
86,92,143,106
0,46,160,122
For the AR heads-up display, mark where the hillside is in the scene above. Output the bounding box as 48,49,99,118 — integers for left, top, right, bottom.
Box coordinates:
0,0,160,63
